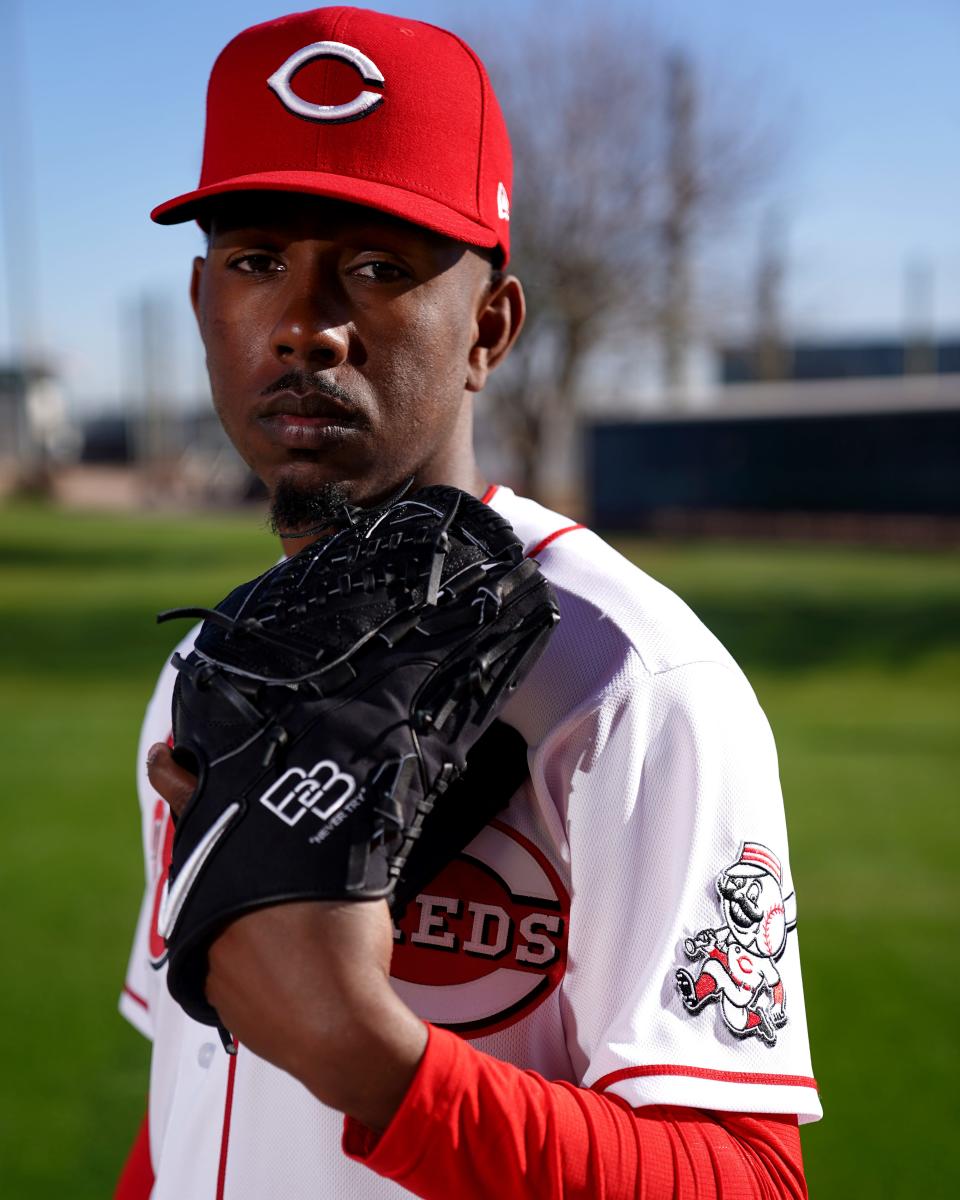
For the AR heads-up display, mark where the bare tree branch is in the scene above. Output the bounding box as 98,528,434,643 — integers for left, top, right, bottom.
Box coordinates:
460,6,785,504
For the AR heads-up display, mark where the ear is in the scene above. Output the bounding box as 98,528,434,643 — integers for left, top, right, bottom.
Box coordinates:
189,256,205,325
466,274,525,394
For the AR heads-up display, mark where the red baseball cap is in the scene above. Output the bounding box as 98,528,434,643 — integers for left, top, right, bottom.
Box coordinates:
151,6,513,263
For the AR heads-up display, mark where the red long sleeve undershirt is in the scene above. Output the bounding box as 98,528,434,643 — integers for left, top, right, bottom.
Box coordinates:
116,1026,807,1199
344,1026,807,1199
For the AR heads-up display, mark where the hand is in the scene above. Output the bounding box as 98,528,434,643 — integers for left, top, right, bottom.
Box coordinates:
684,929,716,958
146,743,427,1131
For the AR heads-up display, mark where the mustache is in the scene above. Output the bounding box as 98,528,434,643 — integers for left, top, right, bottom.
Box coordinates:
260,371,356,407
720,878,764,926
728,896,763,928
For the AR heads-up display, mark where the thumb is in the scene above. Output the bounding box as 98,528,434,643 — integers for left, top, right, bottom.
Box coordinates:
146,743,197,820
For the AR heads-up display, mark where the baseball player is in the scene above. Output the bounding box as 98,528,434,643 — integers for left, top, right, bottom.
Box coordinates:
115,8,821,1198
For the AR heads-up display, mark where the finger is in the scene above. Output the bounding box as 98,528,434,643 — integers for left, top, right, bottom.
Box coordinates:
147,743,197,819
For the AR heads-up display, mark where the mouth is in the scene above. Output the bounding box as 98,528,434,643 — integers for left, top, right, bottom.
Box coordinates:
255,389,367,449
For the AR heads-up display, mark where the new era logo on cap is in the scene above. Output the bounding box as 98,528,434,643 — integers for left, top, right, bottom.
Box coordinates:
497,181,510,221
151,6,513,263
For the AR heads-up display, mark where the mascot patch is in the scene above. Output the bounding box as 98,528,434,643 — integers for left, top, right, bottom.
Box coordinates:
674,842,796,1047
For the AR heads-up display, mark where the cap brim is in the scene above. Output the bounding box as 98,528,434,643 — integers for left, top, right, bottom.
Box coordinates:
724,863,770,878
151,170,500,252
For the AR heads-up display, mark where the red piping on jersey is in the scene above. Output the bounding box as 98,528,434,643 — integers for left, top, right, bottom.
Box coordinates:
591,1063,818,1092
527,524,586,560
216,1045,239,1200
478,483,586,558
123,983,149,1011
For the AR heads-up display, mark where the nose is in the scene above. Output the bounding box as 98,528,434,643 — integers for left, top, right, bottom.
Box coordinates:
271,291,350,369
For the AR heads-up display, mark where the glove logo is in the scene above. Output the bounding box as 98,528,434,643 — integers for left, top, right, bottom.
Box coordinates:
259,759,357,827
673,841,796,1047
267,40,386,124
157,802,242,941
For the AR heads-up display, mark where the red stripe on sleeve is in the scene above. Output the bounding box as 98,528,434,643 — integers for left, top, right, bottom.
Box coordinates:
480,483,500,504
113,1109,154,1200
343,1026,807,1199
592,1063,818,1093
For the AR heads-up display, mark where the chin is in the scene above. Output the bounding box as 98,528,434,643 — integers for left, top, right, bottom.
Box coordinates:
264,457,420,522
268,477,352,535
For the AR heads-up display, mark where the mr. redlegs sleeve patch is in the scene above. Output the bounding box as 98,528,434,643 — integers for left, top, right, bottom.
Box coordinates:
673,842,796,1047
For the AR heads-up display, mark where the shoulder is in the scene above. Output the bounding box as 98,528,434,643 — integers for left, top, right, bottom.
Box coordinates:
489,487,749,745
490,486,738,677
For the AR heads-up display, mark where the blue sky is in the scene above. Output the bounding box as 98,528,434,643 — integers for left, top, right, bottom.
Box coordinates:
1,0,957,411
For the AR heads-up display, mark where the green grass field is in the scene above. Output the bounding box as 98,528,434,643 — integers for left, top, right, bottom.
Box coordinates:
1,502,957,1197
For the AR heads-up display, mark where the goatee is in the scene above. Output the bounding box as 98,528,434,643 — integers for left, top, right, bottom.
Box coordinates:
268,480,350,538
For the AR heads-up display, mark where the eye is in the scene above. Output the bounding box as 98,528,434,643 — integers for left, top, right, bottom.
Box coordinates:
349,258,410,283
228,253,285,275
747,883,761,903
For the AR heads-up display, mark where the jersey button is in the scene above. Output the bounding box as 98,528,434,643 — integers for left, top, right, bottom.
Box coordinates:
197,1042,216,1069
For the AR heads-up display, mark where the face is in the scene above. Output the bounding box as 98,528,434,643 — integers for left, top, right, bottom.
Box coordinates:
719,872,765,936
190,194,522,525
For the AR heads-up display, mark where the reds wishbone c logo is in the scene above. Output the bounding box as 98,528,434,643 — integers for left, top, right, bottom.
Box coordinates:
267,40,386,123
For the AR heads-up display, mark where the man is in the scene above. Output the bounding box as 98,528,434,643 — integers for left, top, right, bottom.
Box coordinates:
117,8,820,1198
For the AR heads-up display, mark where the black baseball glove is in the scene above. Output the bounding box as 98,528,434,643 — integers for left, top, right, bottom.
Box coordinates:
153,485,559,1034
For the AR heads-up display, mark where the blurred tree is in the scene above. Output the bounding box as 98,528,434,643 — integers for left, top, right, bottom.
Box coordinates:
464,8,781,505
752,208,790,382
660,53,696,397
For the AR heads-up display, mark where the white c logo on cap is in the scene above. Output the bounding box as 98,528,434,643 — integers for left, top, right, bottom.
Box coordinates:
267,40,385,123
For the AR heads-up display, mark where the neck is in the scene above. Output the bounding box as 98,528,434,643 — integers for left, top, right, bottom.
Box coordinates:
280,400,488,557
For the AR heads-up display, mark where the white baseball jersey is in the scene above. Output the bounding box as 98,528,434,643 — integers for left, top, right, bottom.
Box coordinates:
120,485,821,1199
